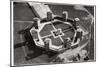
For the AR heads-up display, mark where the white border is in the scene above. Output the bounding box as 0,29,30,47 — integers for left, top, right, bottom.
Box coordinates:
11,1,14,66
0,0,98,67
